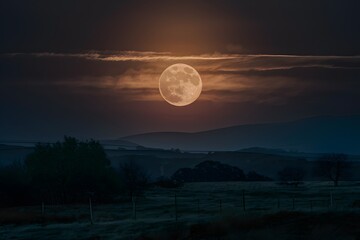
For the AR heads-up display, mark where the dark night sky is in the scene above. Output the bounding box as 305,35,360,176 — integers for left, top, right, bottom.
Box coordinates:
1,0,360,141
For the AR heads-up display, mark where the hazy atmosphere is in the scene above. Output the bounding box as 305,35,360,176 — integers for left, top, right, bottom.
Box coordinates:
1,1,360,240
1,0,360,140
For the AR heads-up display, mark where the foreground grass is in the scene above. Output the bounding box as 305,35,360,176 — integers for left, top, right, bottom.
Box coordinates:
139,211,360,240
2,210,359,240
1,182,359,239
0,207,83,225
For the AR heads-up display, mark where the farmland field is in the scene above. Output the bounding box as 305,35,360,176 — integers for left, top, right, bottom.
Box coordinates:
1,181,360,239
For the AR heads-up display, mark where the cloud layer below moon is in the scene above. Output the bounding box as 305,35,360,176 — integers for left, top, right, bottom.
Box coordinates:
1,51,360,139
2,51,360,104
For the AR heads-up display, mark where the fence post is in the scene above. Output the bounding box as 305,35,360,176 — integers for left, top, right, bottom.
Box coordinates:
330,192,333,208
175,193,178,222
242,190,246,211
310,200,313,212
219,199,222,214
197,199,200,218
89,197,93,225
132,196,137,220
41,202,45,216
292,196,295,210
277,198,280,209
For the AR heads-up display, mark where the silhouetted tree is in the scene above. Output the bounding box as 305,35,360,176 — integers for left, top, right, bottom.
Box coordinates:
315,153,349,186
118,160,149,199
277,167,305,187
0,161,31,206
25,136,119,203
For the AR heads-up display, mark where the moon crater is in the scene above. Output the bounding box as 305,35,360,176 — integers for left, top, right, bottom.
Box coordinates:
159,63,202,106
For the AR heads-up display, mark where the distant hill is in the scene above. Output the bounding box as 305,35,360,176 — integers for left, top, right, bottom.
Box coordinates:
0,144,34,167
172,160,272,182
172,160,246,182
122,115,360,154
1,142,360,180
100,139,141,150
0,144,28,150
238,147,291,155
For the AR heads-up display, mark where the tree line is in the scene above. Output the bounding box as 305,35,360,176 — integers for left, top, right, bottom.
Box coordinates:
0,137,148,206
277,153,350,187
0,136,352,207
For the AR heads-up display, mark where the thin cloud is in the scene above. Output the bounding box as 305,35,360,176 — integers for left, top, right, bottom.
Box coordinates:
3,51,239,61
4,51,360,63
2,51,360,104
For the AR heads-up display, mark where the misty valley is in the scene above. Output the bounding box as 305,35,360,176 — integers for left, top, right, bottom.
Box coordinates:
0,135,359,239
1,1,360,239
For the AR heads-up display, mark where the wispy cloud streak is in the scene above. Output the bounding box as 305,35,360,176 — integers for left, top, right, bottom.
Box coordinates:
4,51,239,61
4,51,360,61
2,51,360,104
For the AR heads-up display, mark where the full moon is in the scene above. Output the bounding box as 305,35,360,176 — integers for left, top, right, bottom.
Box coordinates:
159,63,202,106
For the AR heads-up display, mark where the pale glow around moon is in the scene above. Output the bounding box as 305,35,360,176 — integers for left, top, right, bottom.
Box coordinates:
159,63,202,106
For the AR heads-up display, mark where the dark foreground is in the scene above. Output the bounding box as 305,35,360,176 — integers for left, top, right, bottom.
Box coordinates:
138,211,360,240
1,211,359,240
1,181,359,239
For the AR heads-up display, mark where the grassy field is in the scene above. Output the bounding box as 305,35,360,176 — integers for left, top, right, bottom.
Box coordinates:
1,181,360,239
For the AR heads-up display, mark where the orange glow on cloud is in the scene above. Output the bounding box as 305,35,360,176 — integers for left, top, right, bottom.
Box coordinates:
4,52,360,104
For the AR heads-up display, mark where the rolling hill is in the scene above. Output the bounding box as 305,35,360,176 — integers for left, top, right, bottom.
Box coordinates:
122,115,360,154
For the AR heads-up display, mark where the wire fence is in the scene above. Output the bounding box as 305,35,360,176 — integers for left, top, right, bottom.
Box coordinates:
28,182,360,225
